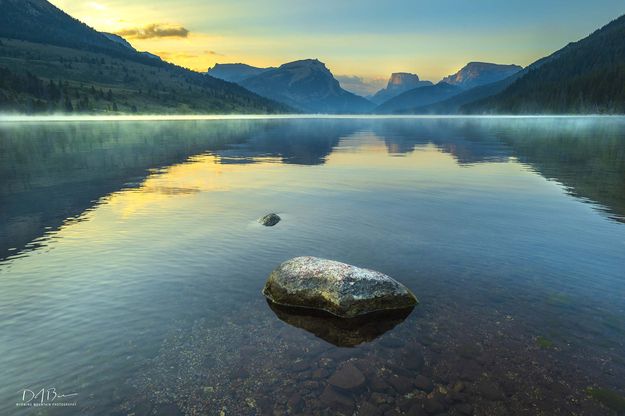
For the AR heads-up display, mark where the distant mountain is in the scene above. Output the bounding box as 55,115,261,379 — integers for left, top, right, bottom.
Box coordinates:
441,62,522,90
0,0,289,114
240,59,374,113
370,73,433,104
375,82,462,114
464,14,625,114
206,63,273,83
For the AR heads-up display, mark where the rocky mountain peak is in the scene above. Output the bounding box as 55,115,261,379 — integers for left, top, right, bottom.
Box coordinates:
442,62,522,89
370,72,433,104
388,72,421,87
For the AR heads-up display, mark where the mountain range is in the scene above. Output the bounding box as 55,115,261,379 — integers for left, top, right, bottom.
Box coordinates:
0,0,624,114
239,59,374,113
376,14,625,115
207,59,374,113
375,63,523,114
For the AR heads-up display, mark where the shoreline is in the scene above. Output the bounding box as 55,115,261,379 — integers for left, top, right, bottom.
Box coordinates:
1,114,624,123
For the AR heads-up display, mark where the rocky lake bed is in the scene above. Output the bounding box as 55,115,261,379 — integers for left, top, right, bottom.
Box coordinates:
120,289,625,416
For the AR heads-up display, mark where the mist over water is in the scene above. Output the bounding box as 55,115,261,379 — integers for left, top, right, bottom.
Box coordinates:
2,114,622,122
0,117,624,415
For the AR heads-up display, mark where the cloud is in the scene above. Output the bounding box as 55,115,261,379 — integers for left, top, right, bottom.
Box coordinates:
156,51,198,59
336,75,386,97
155,50,223,60
116,24,190,39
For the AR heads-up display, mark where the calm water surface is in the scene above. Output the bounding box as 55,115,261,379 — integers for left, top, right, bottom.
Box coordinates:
0,117,624,416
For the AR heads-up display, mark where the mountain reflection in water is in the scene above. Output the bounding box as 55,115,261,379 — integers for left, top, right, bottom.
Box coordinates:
2,117,624,261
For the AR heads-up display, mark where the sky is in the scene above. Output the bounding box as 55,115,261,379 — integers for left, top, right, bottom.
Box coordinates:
50,0,625,95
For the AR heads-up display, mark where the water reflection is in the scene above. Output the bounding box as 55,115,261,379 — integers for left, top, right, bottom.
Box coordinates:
1,117,625,416
0,119,358,258
2,118,625,261
373,118,625,222
267,301,414,347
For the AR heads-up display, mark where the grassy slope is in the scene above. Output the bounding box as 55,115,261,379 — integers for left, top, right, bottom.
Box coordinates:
0,38,291,114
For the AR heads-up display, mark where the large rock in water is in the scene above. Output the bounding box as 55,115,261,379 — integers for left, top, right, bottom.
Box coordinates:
262,257,418,318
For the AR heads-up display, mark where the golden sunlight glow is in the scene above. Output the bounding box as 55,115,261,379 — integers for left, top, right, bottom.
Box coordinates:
45,0,591,79
104,153,282,219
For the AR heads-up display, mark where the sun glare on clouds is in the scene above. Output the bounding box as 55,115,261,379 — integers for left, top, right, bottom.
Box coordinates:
48,0,625,81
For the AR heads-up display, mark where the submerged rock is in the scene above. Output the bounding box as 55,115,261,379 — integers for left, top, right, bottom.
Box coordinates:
414,375,434,393
262,256,418,318
319,385,354,412
258,213,281,226
328,362,366,391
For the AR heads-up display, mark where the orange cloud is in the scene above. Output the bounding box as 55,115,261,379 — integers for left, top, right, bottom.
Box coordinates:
116,23,189,39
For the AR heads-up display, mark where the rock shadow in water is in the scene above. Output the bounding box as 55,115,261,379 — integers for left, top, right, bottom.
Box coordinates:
266,300,414,347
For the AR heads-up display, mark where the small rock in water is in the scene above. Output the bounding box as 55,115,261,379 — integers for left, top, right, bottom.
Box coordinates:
369,374,393,393
403,351,425,371
388,374,413,394
312,368,328,379
414,375,434,393
423,397,445,414
291,360,309,372
263,256,418,318
455,403,474,415
452,381,466,393
259,213,281,226
370,392,393,405
328,362,366,391
358,402,380,416
286,393,303,413
407,403,427,416
477,381,505,401
319,385,355,412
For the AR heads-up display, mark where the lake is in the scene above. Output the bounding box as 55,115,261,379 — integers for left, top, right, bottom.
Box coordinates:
0,116,624,416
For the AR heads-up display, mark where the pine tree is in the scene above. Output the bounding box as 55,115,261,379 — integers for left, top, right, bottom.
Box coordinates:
64,97,73,112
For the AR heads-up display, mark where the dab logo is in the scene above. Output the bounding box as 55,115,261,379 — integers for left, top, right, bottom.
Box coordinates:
17,388,78,407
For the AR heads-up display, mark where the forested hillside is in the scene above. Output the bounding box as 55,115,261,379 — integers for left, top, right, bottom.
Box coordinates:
464,14,625,114
0,39,289,114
